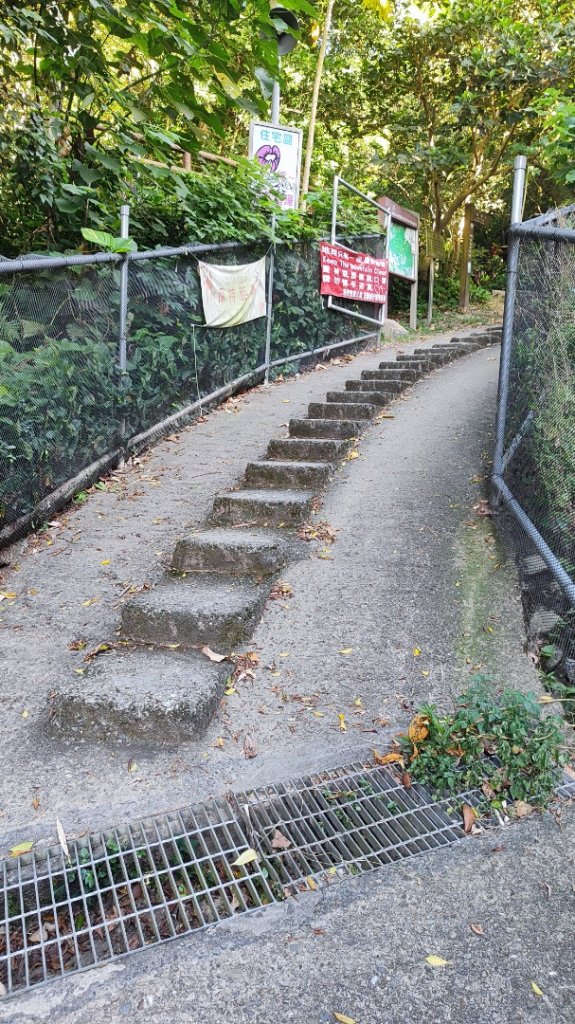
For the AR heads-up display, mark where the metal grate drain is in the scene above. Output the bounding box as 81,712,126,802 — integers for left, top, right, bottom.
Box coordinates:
236,761,469,893
1,761,571,998
0,798,274,997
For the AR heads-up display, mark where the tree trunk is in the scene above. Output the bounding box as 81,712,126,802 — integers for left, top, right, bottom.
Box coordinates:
301,0,335,200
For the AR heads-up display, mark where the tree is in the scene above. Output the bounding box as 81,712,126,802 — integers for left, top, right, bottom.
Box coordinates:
0,0,315,252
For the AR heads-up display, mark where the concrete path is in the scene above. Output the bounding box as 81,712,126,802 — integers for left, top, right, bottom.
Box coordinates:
3,326,573,1024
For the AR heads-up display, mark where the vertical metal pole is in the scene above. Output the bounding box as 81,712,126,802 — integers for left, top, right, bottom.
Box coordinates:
118,204,130,373
383,210,391,322
331,175,339,243
264,216,276,386
271,80,280,124
427,258,435,325
491,155,528,502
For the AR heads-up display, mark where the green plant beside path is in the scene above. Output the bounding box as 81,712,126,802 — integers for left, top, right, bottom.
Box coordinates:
401,681,566,811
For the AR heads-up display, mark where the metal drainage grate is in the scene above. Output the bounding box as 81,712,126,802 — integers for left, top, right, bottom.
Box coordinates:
2,760,567,998
235,761,470,893
0,798,274,997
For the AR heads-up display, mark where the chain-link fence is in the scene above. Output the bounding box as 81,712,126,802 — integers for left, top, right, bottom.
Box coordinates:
492,204,575,698
0,236,379,542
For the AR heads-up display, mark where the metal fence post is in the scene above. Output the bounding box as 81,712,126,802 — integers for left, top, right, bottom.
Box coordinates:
118,204,130,374
264,215,276,385
491,156,527,504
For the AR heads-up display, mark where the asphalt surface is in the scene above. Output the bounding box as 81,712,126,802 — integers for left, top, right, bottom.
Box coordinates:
4,326,573,1024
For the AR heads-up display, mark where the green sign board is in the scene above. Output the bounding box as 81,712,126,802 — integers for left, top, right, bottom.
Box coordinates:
388,221,418,280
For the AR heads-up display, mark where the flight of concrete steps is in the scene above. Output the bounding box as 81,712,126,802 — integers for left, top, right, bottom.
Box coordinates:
47,326,502,745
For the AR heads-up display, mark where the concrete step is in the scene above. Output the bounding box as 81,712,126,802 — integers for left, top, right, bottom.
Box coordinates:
344,381,394,401
212,487,314,526
359,373,407,390
308,401,376,420
121,575,268,648
267,437,349,462
47,650,229,745
172,527,296,576
393,358,430,373
245,459,331,490
413,349,451,364
289,418,363,440
377,365,419,380
327,389,391,408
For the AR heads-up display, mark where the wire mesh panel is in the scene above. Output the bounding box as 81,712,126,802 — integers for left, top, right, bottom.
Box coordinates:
0,263,123,530
501,208,575,685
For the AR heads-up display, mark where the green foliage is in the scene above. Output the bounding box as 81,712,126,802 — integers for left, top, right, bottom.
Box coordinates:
0,239,371,527
401,680,565,808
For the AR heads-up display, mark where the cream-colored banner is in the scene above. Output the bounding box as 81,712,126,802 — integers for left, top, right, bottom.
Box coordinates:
199,257,267,328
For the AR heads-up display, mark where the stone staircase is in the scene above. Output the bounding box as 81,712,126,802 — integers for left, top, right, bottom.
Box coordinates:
47,326,501,745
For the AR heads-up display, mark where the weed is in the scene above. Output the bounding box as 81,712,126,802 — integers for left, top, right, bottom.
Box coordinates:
400,679,566,808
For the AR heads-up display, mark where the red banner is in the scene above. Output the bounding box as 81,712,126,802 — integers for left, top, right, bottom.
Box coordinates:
319,242,389,304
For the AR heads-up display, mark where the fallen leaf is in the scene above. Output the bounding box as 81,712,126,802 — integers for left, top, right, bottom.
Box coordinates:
307,877,317,890
10,840,34,857
56,818,70,862
0,981,6,997
100,559,111,566
531,982,543,997
82,597,100,608
279,652,290,658
462,804,476,833
373,750,404,766
232,848,258,867
413,647,421,657
334,1014,356,1024
21,709,29,719
470,922,484,936
224,686,236,696
128,759,138,773
271,829,291,850
538,695,555,704
213,736,225,749
68,639,87,651
408,714,429,743
354,697,363,707
201,645,227,663
243,734,258,759
514,800,534,819
345,450,360,461
29,925,48,944
338,713,347,732
401,771,412,789
338,648,353,655
425,955,451,967
32,796,40,811
421,670,430,677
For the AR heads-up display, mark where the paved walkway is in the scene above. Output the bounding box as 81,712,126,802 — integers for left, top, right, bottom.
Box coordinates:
2,325,573,1024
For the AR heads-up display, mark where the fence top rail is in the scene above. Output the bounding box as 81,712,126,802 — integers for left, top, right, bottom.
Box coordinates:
0,233,384,275
520,203,575,230
509,222,575,243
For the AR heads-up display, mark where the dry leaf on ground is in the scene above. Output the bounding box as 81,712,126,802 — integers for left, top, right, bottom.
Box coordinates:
10,841,34,857
425,955,452,967
334,1014,357,1024
271,829,291,850
56,818,70,862
408,714,429,743
373,750,404,766
470,922,485,936
243,735,258,759
514,800,534,819
462,804,477,833
232,849,258,867
531,982,543,997
201,646,228,663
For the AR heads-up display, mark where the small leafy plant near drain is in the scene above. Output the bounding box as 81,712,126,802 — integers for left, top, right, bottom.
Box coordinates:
398,680,566,813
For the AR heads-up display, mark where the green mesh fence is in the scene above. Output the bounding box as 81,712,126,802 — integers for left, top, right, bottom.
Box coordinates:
0,238,377,536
